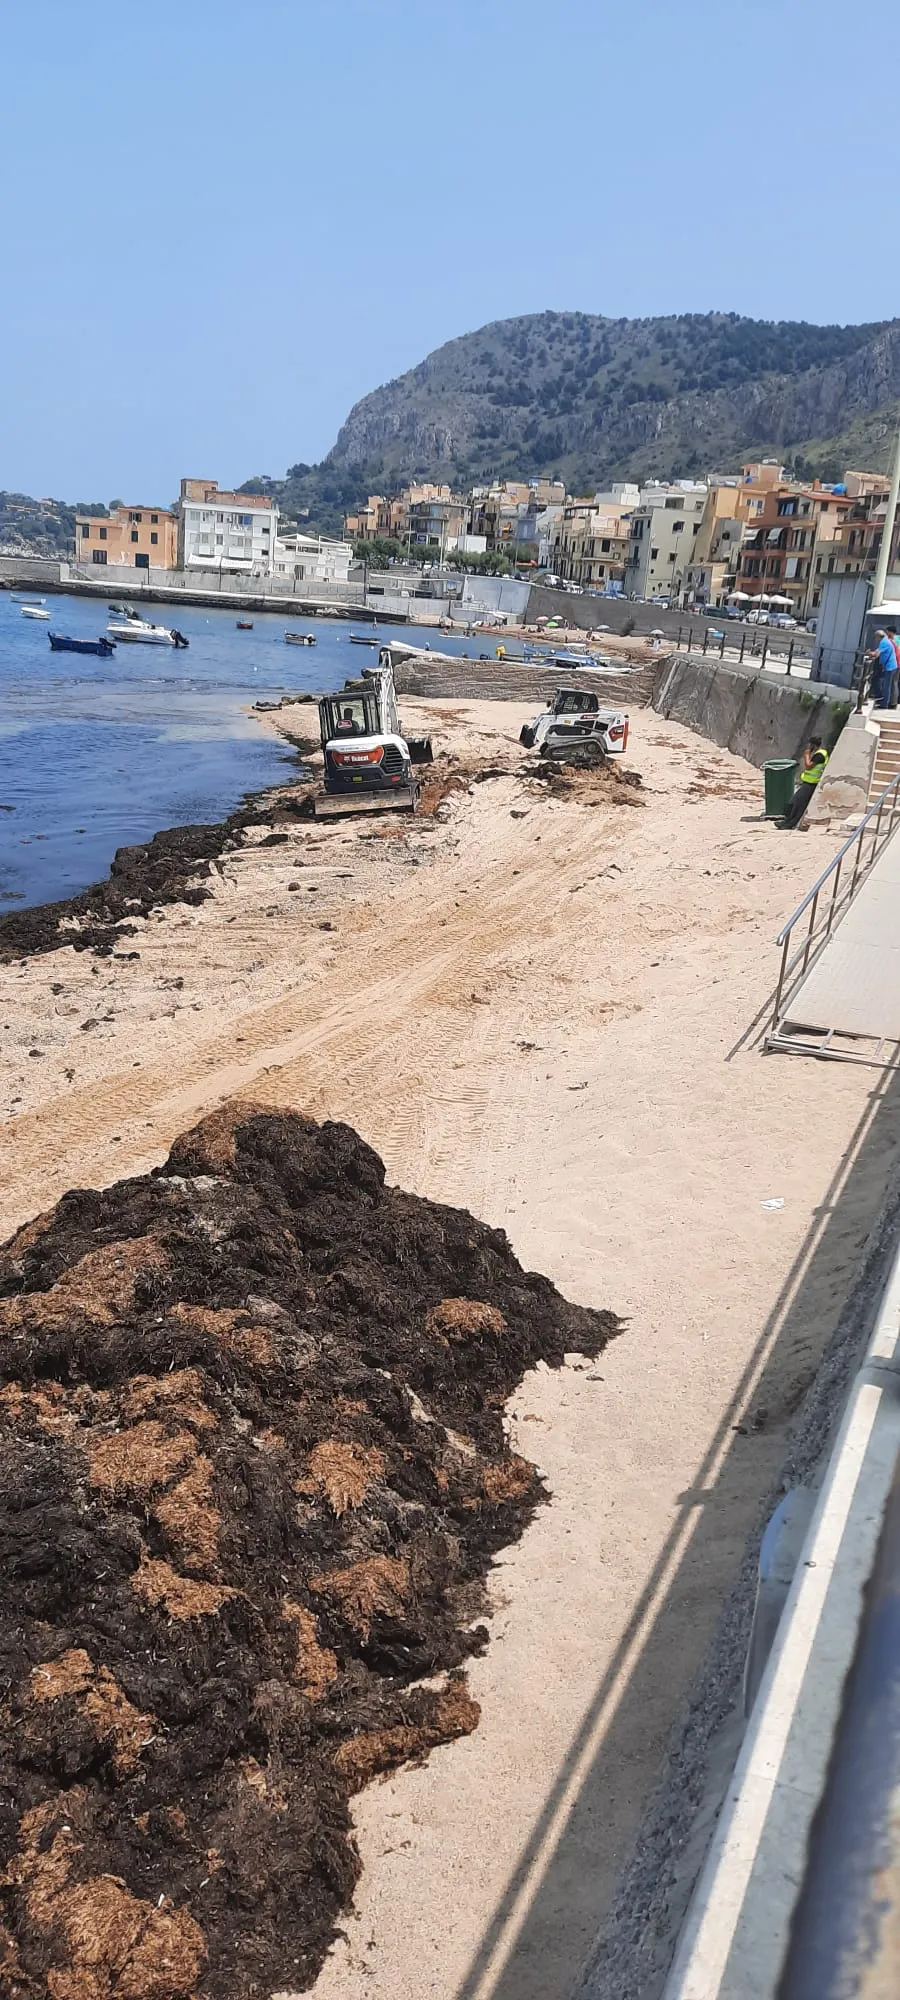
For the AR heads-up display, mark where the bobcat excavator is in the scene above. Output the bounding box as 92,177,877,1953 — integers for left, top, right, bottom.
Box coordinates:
313,655,433,818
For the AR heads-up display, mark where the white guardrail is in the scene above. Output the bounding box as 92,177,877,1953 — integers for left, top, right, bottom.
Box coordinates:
663,1229,900,1999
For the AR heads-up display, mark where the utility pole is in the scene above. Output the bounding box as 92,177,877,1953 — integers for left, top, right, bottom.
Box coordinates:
873,412,900,609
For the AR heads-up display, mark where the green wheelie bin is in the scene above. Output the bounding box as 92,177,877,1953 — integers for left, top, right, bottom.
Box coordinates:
764,758,797,819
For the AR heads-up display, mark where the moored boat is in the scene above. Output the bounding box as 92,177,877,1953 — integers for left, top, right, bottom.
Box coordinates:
21,605,50,620
11,594,47,605
285,631,317,646
49,633,117,656
349,633,379,646
236,620,254,630
106,610,188,648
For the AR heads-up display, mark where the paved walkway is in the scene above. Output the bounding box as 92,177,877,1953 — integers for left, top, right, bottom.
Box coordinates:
785,830,900,1042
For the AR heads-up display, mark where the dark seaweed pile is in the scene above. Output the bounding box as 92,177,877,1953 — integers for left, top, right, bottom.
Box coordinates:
0,806,282,964
0,1106,618,1998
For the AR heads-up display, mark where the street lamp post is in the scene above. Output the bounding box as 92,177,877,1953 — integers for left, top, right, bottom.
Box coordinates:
873,412,900,610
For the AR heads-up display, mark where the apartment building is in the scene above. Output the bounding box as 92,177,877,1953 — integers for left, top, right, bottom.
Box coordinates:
623,483,708,601
467,480,566,562
345,494,405,542
346,485,470,551
811,476,897,588
682,471,774,604
75,504,178,570
273,532,352,584
178,478,278,573
737,483,852,616
405,488,468,553
552,499,632,589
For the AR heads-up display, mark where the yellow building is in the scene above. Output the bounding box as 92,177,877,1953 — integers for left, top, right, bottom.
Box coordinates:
75,504,178,571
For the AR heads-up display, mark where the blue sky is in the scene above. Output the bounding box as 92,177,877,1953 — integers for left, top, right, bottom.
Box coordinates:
3,0,898,501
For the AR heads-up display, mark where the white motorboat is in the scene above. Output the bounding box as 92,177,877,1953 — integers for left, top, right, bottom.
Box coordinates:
106,610,188,648
12,593,46,604
21,604,51,620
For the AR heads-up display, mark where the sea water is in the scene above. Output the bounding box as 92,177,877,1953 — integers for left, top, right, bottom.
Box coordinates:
0,594,478,912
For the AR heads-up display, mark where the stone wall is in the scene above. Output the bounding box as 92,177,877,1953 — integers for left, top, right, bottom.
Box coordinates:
653,653,852,769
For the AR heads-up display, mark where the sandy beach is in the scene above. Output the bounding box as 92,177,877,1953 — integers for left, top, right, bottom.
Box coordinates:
1,695,894,2000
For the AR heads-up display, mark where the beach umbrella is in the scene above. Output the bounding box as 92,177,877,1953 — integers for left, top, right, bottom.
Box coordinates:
728,590,752,602
767,594,793,607
650,628,666,636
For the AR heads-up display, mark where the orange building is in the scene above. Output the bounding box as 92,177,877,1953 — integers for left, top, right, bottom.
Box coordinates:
737,484,852,617
75,504,178,571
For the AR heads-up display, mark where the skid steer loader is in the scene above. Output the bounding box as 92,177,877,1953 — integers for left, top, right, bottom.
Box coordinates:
313,659,433,818
520,687,630,755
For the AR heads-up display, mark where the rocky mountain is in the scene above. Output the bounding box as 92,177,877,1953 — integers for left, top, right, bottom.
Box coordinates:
268,311,900,534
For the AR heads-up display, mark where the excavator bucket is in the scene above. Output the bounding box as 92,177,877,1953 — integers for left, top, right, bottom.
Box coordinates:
313,782,421,819
406,735,434,765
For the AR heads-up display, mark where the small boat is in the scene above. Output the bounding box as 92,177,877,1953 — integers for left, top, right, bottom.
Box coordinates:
106,609,188,648
349,633,379,646
236,620,254,631
12,593,47,605
49,633,117,656
285,630,317,646
21,605,51,620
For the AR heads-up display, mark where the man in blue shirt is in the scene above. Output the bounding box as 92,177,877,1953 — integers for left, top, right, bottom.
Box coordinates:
866,629,899,709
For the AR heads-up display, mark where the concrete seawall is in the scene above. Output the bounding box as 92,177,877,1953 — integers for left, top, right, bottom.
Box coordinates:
653,653,851,769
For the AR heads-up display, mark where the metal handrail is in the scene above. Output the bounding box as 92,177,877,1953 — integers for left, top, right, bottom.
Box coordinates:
769,770,900,1036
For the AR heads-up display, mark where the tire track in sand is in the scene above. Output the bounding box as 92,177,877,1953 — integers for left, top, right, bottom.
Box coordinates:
0,805,609,1234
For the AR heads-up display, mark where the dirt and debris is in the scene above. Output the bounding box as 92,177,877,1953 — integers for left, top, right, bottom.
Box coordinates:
522,758,646,805
0,1103,618,1998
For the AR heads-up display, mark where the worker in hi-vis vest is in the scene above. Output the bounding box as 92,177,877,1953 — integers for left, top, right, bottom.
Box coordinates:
782,737,829,828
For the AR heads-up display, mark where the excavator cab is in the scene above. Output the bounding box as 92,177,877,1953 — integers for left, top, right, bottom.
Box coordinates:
319,690,378,745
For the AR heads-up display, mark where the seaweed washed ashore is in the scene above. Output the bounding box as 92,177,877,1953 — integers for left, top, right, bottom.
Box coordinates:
0,1104,619,1998
0,790,308,964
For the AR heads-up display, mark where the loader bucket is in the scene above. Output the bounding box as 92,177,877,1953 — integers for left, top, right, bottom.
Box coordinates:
406,736,434,765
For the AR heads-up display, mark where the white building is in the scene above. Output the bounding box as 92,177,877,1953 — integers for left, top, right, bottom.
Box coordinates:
178,478,278,574
623,482,708,601
273,532,353,585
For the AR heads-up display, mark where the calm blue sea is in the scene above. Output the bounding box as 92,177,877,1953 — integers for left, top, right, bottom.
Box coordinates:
0,594,476,912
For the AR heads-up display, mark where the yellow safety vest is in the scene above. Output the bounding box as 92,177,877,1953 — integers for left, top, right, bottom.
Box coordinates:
800,747,829,787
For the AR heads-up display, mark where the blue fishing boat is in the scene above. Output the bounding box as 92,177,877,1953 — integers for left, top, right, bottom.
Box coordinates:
48,633,117,656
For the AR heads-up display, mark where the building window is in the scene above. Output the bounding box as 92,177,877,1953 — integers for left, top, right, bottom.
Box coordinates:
650,548,659,561
131,530,139,544
151,513,158,524
129,511,142,523
81,523,90,538
92,549,107,566
99,526,107,540
134,553,149,569
672,520,684,534
150,531,158,545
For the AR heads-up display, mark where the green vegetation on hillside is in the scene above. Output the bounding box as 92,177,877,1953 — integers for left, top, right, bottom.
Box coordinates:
0,493,109,557
270,309,900,533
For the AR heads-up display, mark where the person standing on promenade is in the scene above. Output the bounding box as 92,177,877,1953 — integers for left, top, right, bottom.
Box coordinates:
865,629,899,709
